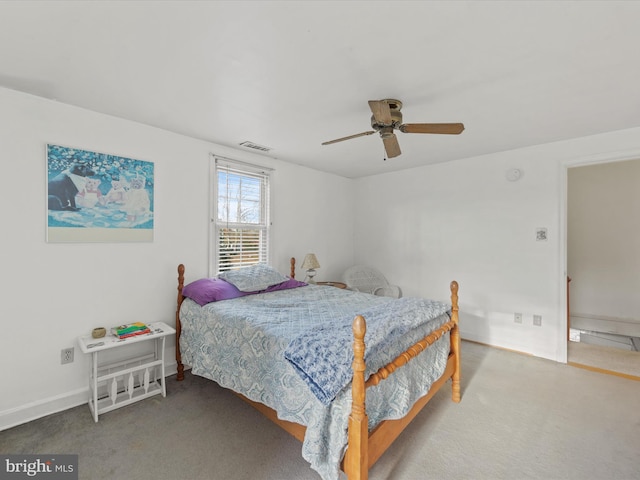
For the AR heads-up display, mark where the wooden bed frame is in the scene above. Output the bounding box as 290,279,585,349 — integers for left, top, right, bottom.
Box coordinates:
174,258,461,480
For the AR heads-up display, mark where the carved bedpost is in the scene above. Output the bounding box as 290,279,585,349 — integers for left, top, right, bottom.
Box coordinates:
290,257,296,279
450,281,461,402
176,264,185,381
345,315,368,480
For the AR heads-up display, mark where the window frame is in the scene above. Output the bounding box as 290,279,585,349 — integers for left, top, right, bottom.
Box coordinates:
209,155,272,275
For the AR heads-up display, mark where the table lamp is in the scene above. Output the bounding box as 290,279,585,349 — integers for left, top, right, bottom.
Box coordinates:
301,253,320,284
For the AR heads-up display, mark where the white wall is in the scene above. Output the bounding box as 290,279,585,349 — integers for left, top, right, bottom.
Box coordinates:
0,86,354,429
353,128,640,362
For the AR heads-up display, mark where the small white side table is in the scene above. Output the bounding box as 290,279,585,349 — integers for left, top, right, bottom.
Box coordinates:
77,321,176,422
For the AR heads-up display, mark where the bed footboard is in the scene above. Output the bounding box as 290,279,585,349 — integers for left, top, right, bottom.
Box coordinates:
344,281,461,480
345,315,369,478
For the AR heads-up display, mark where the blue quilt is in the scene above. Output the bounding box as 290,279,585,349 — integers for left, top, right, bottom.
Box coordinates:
285,297,450,405
179,284,451,480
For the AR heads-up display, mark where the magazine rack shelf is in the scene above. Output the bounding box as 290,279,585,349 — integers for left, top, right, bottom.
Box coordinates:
78,322,175,422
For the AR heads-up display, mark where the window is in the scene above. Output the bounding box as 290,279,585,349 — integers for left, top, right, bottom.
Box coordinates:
212,156,271,273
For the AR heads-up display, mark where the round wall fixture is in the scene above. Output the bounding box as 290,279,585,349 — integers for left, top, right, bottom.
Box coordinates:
506,168,523,182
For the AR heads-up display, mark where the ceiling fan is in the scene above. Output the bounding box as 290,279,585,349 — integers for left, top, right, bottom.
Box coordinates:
321,99,464,159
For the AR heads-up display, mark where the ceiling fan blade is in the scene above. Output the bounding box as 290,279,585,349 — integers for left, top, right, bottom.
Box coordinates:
368,100,392,125
399,123,465,135
382,133,401,158
321,131,375,145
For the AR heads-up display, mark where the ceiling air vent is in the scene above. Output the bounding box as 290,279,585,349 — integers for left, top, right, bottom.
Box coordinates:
239,141,271,152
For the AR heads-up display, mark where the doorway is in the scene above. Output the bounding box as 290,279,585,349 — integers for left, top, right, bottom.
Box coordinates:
566,159,640,378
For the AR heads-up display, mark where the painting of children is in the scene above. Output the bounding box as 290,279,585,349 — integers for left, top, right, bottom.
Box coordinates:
47,144,154,242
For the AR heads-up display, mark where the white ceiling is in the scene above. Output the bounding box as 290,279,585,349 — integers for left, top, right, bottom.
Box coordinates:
2,1,640,178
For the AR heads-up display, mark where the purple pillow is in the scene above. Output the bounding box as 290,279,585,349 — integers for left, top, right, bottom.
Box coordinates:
257,278,307,293
182,278,247,306
183,277,308,306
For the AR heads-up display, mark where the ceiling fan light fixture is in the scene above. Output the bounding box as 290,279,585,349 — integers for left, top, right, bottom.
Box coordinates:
379,126,395,138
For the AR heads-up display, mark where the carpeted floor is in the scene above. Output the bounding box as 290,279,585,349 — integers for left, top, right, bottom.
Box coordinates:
2,341,639,480
568,341,640,379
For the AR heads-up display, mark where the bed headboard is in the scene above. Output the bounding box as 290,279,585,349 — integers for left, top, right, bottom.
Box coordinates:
175,258,297,381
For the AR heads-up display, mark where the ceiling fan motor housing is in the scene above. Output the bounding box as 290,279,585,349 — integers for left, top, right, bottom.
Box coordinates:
371,99,403,131
371,112,402,130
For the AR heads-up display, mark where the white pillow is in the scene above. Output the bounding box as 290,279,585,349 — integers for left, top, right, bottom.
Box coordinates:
218,264,289,292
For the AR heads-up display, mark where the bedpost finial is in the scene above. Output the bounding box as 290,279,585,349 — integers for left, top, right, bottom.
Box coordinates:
450,280,459,313
353,315,366,340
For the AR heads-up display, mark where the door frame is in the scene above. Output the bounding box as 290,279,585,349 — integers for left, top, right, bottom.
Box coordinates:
558,148,640,363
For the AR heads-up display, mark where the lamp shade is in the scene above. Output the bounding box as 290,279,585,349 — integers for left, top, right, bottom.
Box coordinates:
301,253,320,270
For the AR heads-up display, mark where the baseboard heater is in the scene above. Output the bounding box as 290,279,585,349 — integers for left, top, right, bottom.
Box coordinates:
571,313,640,351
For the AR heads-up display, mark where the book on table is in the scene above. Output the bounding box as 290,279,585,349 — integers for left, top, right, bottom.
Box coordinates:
111,322,151,339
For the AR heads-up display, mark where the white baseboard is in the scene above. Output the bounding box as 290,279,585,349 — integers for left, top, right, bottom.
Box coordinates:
460,333,558,362
0,388,88,432
0,361,178,431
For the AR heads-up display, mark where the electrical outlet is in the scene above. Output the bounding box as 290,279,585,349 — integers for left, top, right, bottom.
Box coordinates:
533,315,542,326
61,347,74,364
514,313,523,324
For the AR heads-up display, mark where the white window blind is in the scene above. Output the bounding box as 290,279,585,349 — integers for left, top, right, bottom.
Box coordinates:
213,157,271,273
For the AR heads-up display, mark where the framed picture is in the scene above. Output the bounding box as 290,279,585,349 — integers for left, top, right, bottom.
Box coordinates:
46,144,154,242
